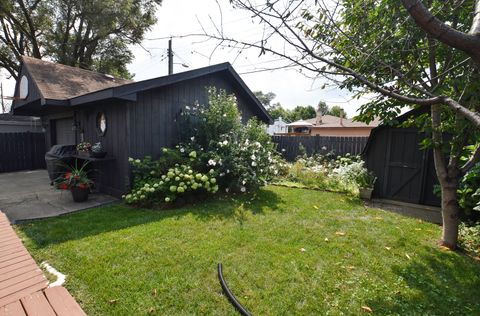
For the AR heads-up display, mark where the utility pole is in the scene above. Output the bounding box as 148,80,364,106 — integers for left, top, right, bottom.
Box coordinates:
0,81,5,113
168,38,173,75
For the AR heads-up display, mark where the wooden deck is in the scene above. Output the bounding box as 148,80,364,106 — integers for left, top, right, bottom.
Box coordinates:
0,212,86,315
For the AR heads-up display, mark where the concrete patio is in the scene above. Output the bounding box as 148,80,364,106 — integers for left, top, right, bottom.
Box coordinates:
0,169,117,223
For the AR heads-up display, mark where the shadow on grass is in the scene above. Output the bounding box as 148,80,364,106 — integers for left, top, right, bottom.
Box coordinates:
17,188,284,248
366,247,480,314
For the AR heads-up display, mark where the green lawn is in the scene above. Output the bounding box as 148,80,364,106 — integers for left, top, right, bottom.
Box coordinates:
16,186,480,315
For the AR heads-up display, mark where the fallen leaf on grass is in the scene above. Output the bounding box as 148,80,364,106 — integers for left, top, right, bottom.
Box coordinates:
152,289,157,296
335,232,346,236
385,247,391,251
361,305,373,313
405,253,411,260
300,248,306,252
108,299,118,305
324,237,329,242
439,245,451,251
313,205,319,210
374,217,383,220
148,307,155,313
346,266,355,270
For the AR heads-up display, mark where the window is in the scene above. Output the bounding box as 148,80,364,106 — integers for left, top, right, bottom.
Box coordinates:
96,112,107,136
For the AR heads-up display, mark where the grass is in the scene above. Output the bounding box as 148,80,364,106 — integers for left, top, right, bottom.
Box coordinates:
16,186,480,315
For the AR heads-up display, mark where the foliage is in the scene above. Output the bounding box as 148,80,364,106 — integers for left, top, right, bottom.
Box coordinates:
126,88,283,205
0,0,162,79
458,162,480,219
459,222,480,257
328,105,347,118
17,186,480,315
288,105,316,122
76,142,92,152
91,142,103,153
253,91,277,108
53,161,93,190
125,155,218,204
280,153,373,194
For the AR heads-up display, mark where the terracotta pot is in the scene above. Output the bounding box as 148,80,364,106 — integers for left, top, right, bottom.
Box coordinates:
359,187,373,200
71,187,89,202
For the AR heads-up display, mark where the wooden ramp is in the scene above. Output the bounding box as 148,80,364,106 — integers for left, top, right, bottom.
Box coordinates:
0,212,86,316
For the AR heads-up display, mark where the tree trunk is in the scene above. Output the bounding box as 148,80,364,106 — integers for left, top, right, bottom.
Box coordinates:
440,181,460,249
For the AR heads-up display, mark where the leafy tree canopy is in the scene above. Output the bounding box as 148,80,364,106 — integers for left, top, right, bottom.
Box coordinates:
0,0,162,80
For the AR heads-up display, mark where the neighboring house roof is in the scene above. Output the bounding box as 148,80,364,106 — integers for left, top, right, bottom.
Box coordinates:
14,57,271,123
305,115,380,128
21,56,132,100
287,119,314,127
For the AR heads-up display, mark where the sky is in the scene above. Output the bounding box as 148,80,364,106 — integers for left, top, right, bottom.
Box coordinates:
2,0,373,118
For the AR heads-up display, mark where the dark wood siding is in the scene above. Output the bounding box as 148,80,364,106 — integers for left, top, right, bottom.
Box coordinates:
12,65,44,109
76,101,129,196
127,73,258,159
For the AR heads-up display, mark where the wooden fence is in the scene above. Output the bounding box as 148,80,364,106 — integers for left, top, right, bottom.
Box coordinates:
0,132,46,173
272,135,369,161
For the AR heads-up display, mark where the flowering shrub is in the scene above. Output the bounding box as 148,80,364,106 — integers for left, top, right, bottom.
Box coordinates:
76,142,92,152
124,157,218,204
281,153,375,194
124,87,283,205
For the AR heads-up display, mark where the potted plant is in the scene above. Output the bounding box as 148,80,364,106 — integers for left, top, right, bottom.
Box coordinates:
90,142,107,158
356,170,377,200
54,162,93,202
77,142,92,158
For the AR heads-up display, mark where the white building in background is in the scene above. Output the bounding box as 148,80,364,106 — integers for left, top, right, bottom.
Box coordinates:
267,117,288,135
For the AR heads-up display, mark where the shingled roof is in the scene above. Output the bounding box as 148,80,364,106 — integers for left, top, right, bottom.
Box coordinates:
22,56,132,100
305,115,380,128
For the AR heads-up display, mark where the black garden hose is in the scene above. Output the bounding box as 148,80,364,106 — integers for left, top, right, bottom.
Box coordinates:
217,263,252,316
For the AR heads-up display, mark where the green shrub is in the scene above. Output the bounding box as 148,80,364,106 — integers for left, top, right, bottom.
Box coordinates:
124,88,283,205
459,222,480,256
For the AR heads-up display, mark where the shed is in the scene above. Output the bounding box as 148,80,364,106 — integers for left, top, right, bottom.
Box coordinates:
363,108,440,207
12,56,271,197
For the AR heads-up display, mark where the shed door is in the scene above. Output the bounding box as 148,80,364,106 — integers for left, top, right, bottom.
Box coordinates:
382,129,425,204
55,118,75,145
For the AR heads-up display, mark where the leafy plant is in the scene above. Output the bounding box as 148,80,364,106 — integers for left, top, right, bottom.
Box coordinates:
92,142,103,153
54,161,93,190
459,222,480,256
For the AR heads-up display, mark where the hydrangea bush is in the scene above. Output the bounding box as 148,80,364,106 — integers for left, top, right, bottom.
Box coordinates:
124,88,283,205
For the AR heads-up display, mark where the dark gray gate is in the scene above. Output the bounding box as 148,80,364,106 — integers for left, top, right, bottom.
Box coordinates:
0,132,46,172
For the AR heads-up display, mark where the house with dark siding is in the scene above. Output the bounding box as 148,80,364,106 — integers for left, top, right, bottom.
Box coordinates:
12,56,271,196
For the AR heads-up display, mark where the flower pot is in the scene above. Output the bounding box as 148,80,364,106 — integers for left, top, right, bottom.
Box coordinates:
77,151,90,158
71,187,89,202
359,187,373,200
90,151,107,158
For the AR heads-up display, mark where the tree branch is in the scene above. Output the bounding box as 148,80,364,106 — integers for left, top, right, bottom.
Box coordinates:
402,0,480,63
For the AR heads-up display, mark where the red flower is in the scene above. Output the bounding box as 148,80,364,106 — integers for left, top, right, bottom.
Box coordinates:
58,183,69,190
78,183,89,189
74,175,80,180
65,172,72,179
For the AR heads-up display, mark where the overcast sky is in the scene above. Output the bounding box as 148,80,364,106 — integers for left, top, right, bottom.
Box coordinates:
2,0,374,118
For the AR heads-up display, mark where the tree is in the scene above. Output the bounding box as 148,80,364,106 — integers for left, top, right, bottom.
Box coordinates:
200,0,480,249
288,105,316,122
253,91,277,108
0,0,162,80
317,100,329,115
328,105,347,118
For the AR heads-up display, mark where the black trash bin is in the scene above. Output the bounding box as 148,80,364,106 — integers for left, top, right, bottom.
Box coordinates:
45,144,77,181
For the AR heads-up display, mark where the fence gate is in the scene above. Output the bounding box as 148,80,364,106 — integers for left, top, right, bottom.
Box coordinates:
0,132,46,173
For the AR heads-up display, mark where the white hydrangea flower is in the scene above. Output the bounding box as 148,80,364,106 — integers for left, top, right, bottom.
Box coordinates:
208,159,216,166
240,186,246,192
